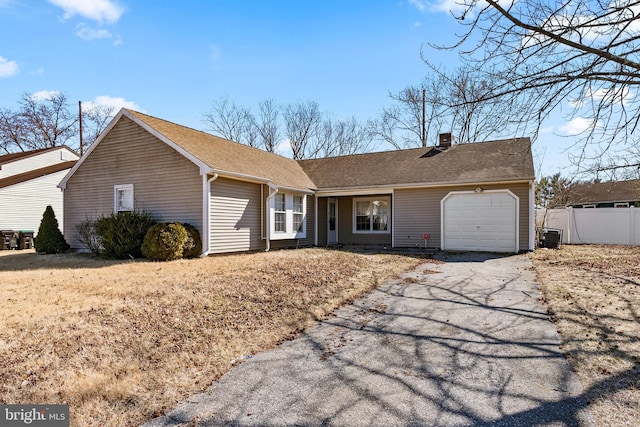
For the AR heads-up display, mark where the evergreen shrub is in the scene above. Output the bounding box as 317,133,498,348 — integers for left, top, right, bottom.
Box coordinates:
141,222,189,261
94,211,156,259
181,223,202,259
35,205,70,254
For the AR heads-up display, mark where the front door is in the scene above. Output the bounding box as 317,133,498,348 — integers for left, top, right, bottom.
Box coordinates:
328,199,338,244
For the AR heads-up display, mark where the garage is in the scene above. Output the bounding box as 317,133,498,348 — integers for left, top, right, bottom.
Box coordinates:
441,190,519,253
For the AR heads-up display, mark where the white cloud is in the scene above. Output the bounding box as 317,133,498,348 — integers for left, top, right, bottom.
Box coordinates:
30,90,60,101
29,67,45,76
569,86,635,109
76,23,112,40
0,56,18,77
408,0,427,12
429,0,467,14
559,117,594,136
209,44,222,62
48,0,124,24
83,95,143,113
275,139,293,158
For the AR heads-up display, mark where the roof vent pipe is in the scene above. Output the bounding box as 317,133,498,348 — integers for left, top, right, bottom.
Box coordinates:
439,133,452,148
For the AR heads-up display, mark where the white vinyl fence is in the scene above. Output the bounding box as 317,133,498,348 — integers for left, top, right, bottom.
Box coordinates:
538,207,640,245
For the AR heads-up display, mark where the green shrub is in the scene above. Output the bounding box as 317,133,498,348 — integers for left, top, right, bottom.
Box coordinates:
141,222,189,261
35,205,70,254
95,211,156,259
75,216,102,255
181,223,202,258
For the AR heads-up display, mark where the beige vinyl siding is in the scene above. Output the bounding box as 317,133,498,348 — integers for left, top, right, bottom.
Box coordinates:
269,194,316,249
0,170,68,234
64,116,203,249
317,197,328,246
335,196,392,246
210,177,263,253
394,182,530,251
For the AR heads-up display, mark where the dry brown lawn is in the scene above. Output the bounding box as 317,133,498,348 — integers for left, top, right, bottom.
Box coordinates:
530,245,640,427
0,248,422,427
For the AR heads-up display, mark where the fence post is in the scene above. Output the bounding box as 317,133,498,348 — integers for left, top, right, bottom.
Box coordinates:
631,206,636,245
566,207,573,244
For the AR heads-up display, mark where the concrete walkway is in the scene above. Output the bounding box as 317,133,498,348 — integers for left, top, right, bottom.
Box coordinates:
143,253,593,427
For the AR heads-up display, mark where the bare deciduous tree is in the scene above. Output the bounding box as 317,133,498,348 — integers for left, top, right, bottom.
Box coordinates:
20,92,78,149
370,67,520,148
0,92,78,153
431,0,640,173
0,93,117,154
81,103,116,149
202,95,258,147
255,98,280,153
0,108,27,154
203,96,373,159
317,115,372,158
282,100,323,160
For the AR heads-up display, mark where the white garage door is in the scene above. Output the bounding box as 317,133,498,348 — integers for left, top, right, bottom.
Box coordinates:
442,191,518,253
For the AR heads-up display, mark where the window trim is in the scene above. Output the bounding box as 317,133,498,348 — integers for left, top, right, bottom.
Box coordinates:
614,202,630,208
352,196,391,234
292,194,304,232
269,192,307,240
114,184,134,213
274,193,286,233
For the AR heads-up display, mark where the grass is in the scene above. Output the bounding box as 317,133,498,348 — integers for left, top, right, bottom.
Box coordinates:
530,245,640,427
0,248,422,427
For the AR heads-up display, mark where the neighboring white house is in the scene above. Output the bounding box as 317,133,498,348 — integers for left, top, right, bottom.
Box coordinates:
0,146,79,235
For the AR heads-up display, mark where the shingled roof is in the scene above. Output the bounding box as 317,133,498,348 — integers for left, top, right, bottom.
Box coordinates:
63,109,534,193
126,110,316,191
298,137,534,191
564,179,640,206
0,161,77,189
0,146,75,165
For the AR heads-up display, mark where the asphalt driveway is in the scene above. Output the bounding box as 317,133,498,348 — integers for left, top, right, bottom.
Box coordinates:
143,253,593,427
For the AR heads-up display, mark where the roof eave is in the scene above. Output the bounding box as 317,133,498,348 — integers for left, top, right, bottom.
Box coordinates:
213,169,315,194
59,109,214,189
314,177,534,197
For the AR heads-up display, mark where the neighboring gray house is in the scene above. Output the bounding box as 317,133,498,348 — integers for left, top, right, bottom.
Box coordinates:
562,179,640,208
59,109,535,255
0,146,78,235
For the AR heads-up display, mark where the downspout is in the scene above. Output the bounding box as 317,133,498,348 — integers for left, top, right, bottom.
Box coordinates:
265,182,279,252
314,195,318,246
529,180,535,251
201,173,219,256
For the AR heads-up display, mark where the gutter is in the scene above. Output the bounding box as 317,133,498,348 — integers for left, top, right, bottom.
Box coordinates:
201,173,219,256
314,178,535,197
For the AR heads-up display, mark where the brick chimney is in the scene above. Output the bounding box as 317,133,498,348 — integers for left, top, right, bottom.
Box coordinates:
439,132,452,148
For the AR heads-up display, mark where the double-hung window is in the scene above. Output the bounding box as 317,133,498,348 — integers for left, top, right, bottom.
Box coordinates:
353,197,390,233
270,192,306,239
293,195,304,232
114,184,134,212
274,193,286,232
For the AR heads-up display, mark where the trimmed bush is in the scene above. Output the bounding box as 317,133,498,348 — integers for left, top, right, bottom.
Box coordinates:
75,216,102,255
141,222,189,261
35,205,70,254
95,211,156,259
181,223,202,258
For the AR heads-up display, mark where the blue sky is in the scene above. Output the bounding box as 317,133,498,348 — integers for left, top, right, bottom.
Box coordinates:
0,0,576,176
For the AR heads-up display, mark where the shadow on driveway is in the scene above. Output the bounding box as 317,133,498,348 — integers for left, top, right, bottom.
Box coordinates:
143,254,595,427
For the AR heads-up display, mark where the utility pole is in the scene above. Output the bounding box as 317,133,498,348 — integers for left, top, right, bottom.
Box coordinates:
78,101,83,156
421,88,426,147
